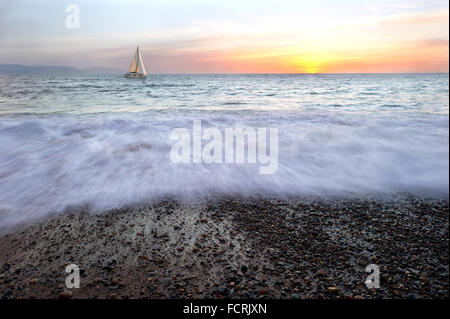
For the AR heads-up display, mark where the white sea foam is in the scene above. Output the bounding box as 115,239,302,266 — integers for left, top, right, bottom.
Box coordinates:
0,111,448,231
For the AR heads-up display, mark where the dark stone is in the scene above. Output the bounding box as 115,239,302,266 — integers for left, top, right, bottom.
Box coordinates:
217,287,227,295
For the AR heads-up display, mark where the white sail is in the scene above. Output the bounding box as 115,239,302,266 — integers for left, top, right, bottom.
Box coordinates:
136,48,147,76
126,46,147,78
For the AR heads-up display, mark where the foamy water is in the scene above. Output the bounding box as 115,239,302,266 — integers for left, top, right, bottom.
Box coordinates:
0,74,448,231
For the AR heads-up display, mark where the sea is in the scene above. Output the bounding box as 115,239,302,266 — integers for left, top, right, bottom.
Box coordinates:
0,73,448,230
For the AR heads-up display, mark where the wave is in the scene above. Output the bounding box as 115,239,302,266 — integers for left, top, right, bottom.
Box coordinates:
0,111,448,231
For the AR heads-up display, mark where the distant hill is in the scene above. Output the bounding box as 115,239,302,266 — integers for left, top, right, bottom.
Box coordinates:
0,64,122,75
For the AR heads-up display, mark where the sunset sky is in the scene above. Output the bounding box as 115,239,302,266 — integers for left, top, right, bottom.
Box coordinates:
0,0,448,73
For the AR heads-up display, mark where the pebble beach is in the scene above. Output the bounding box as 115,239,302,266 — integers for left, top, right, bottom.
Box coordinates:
0,194,448,299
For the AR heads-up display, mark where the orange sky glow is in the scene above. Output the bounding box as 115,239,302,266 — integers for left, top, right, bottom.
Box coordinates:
162,10,449,73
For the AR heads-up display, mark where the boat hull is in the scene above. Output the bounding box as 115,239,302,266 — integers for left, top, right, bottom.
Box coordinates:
124,72,146,79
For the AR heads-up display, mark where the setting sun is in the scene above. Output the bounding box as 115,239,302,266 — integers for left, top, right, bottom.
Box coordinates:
292,56,327,73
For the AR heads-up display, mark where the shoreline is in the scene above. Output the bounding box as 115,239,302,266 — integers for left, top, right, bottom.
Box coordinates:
0,194,448,299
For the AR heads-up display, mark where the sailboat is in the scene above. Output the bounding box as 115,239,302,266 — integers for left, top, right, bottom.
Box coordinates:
124,46,147,79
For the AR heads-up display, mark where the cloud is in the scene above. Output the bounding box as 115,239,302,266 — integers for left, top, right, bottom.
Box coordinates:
422,39,449,47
